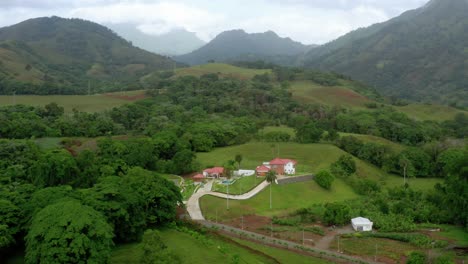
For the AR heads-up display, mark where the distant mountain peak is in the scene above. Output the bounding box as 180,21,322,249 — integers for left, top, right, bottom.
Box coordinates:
175,29,309,65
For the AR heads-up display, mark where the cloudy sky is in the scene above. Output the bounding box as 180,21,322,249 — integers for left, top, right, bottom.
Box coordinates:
0,0,429,44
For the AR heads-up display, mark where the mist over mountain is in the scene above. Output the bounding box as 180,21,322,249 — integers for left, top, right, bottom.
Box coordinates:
0,16,175,94
175,29,315,65
105,23,205,56
301,0,468,106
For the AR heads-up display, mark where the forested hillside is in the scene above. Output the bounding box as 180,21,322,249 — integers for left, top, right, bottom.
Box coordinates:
301,0,468,107
175,30,313,65
0,16,175,95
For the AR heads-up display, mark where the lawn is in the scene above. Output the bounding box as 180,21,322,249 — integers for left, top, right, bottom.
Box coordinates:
175,63,271,80
111,228,276,264
212,175,265,195
438,225,468,247
200,179,359,221
230,236,331,264
0,90,145,113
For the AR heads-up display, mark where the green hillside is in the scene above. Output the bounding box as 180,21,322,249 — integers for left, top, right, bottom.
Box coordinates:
0,16,175,95
302,0,468,107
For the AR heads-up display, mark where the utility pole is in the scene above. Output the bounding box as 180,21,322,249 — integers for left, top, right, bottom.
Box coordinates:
87,80,91,96
12,91,16,105
226,184,229,210
270,220,273,238
215,208,218,223
241,215,244,230
302,227,305,245
338,235,340,253
375,244,378,261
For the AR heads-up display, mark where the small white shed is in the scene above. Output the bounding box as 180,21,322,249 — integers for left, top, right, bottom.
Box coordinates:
351,217,373,232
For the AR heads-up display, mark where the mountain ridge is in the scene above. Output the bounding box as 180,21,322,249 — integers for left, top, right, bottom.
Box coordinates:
175,29,314,65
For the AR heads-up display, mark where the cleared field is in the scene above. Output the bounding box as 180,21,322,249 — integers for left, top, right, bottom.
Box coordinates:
111,229,276,263
339,132,407,152
200,179,359,221
396,104,466,122
0,90,145,113
175,63,271,80
290,80,372,109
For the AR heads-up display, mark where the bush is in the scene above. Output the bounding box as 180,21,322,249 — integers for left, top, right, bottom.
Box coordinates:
406,252,426,264
315,170,335,190
323,203,351,226
331,155,356,177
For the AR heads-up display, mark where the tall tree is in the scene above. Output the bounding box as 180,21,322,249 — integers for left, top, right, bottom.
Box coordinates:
235,154,243,170
25,200,114,264
266,170,277,209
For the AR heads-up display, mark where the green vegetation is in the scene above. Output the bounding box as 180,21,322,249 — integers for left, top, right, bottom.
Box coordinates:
212,175,265,195
0,17,174,95
302,0,468,107
396,104,467,122
230,236,330,264
200,179,359,221
0,90,145,113
111,228,276,264
438,225,468,247
175,63,271,80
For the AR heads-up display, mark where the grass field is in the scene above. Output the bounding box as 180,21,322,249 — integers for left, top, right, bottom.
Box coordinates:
111,228,277,264
212,175,265,195
396,104,466,122
290,80,372,109
339,132,407,152
438,225,468,247
200,179,359,221
0,90,145,113
175,63,271,80
230,236,330,264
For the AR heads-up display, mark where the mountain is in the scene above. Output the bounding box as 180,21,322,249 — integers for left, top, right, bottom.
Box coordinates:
301,0,468,107
175,29,314,65
105,23,205,56
0,16,175,95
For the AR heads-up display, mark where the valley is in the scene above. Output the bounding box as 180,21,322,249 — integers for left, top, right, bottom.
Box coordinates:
0,2,467,263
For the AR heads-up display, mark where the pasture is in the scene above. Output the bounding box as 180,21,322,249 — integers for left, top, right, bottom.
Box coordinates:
395,103,466,122
0,90,145,113
175,63,271,80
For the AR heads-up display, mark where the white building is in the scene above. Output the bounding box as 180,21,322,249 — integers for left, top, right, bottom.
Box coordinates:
351,217,373,232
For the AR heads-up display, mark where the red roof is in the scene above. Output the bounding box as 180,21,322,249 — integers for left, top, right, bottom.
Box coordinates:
203,167,224,174
193,174,205,179
269,158,297,165
256,165,271,172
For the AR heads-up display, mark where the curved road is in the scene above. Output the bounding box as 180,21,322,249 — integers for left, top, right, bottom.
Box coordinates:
186,180,271,220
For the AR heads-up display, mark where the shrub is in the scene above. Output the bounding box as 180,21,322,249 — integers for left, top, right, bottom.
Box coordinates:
315,170,335,190
323,203,351,226
406,252,426,264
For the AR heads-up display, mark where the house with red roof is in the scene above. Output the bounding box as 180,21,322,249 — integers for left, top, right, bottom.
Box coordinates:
203,167,224,178
192,173,205,182
255,165,271,176
269,158,297,175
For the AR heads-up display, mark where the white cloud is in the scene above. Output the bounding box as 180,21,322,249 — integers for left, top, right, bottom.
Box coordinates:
0,0,429,44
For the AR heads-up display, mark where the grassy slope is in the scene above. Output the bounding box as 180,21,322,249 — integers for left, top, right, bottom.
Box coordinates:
289,80,466,121
201,179,358,221
212,175,265,195
0,90,145,113
175,63,271,80
290,80,372,109
396,104,467,122
111,229,275,264
339,132,407,152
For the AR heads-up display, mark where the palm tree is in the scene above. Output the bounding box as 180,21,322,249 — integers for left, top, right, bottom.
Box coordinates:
235,154,243,170
266,170,277,209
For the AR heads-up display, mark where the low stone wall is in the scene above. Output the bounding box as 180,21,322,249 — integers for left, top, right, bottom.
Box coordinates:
277,174,314,185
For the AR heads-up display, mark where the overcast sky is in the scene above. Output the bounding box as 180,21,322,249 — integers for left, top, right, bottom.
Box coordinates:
0,0,429,44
